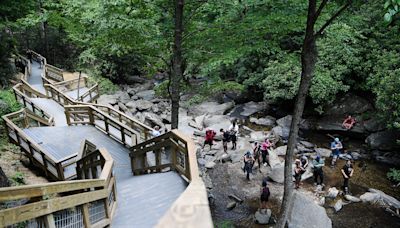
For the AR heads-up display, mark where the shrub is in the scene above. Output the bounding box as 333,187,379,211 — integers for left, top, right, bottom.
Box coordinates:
10,172,25,186
387,168,400,183
86,70,118,95
0,90,21,116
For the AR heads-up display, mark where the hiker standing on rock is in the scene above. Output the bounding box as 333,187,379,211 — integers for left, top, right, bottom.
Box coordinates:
220,128,230,154
253,142,262,172
330,137,343,167
294,159,305,189
260,180,270,209
202,129,216,150
312,155,324,186
261,138,272,167
243,151,254,180
228,119,239,150
341,160,354,195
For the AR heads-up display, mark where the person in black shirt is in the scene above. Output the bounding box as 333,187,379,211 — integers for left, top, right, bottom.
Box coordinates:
341,160,354,194
220,128,230,154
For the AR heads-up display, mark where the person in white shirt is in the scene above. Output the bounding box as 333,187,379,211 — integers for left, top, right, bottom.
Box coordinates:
228,119,239,150
151,126,161,137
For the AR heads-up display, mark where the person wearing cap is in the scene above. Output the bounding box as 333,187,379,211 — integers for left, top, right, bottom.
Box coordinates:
312,156,324,186
260,180,270,209
150,126,161,137
330,137,343,167
243,151,255,180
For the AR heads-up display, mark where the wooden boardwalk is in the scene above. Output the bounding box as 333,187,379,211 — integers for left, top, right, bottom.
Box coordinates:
21,61,187,227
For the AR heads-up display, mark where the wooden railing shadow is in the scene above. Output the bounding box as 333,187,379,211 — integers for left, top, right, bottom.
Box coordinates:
0,145,116,228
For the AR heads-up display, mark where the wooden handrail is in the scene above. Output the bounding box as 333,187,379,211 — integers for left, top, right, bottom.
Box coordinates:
0,148,116,227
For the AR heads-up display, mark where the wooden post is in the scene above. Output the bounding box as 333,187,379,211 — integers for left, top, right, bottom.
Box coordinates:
88,108,94,125
56,163,65,180
155,150,161,172
171,146,177,171
82,203,91,228
41,153,49,177
120,127,125,145
44,214,56,228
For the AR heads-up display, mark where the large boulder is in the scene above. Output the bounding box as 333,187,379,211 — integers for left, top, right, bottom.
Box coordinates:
272,126,289,140
315,148,331,158
254,209,272,225
115,91,130,104
203,115,231,131
250,131,267,142
188,101,234,116
268,149,282,168
360,192,380,203
130,100,153,111
240,101,268,117
250,116,276,127
325,93,373,115
287,191,332,228
368,188,400,209
363,118,386,132
274,146,287,156
142,112,164,129
314,116,366,134
97,94,118,106
366,130,400,151
268,162,284,183
135,90,155,101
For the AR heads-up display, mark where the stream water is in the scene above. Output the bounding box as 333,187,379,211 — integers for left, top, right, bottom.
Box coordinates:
209,121,400,227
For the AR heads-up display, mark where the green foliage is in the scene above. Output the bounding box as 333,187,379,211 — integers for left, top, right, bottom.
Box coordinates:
215,220,234,228
154,80,170,98
86,69,118,95
0,90,21,116
384,0,400,23
387,168,400,183
10,172,25,186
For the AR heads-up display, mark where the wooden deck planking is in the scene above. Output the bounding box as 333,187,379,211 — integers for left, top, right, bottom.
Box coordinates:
29,98,67,126
27,61,46,94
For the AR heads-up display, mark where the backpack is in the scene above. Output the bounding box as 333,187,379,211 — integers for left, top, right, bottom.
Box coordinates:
261,187,270,199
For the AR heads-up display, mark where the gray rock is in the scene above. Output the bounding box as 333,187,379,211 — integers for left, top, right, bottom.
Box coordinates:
277,115,293,129
126,75,146,84
97,94,118,106
315,148,331,157
118,102,129,112
205,161,216,169
220,153,231,163
189,101,234,116
197,158,206,167
250,131,266,142
142,112,164,128
250,116,276,127
364,118,386,132
268,162,284,183
151,105,160,114
334,199,343,212
344,195,361,203
240,101,267,117
275,146,287,156
133,112,145,123
116,91,130,103
366,130,400,151
360,192,380,203
327,187,339,198
194,115,206,129
268,149,282,168
369,188,400,209
203,115,231,131
231,153,243,163
314,116,366,134
0,99,10,112
287,191,332,228
254,209,271,225
135,100,153,111
226,201,236,210
136,90,155,101
296,144,314,153
325,93,373,115
202,173,213,189
318,196,326,206
300,141,315,148
272,126,289,140
350,152,361,160
374,151,400,166
228,194,243,203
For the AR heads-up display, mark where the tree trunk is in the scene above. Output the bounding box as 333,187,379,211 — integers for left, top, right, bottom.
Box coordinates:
171,0,185,129
277,0,317,227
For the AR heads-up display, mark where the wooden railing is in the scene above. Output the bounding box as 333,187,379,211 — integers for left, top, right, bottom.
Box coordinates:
65,105,139,147
0,148,116,228
13,81,54,126
45,64,64,82
45,82,153,142
52,76,100,103
16,54,31,81
2,109,65,180
130,130,213,227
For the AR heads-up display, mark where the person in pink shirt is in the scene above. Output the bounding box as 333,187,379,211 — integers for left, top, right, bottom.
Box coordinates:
261,138,272,166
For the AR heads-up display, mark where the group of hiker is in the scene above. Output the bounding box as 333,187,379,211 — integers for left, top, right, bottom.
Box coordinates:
202,118,356,212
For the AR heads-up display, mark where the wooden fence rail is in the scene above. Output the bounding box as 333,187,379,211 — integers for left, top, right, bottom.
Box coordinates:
0,148,116,228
